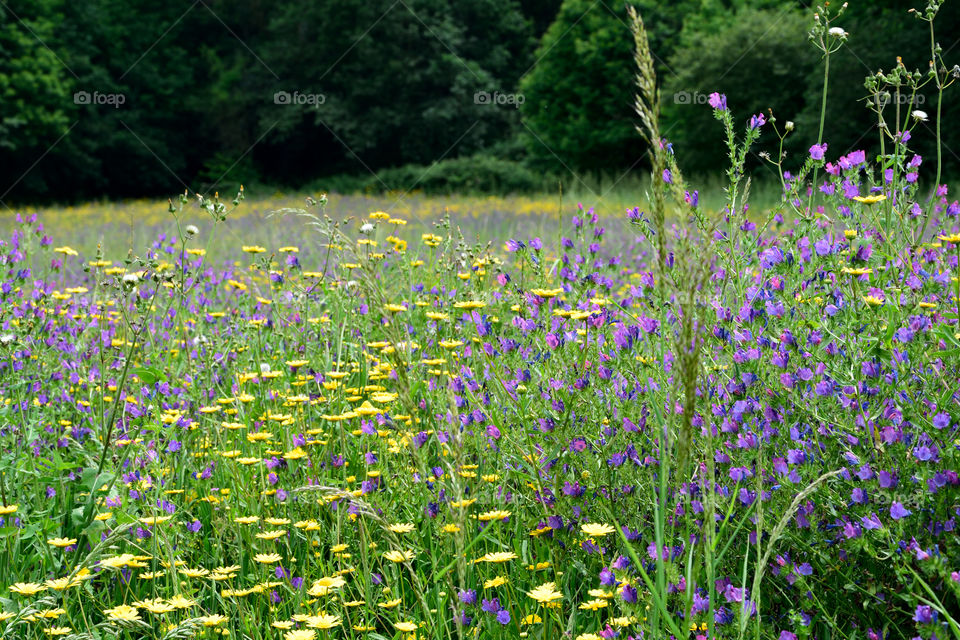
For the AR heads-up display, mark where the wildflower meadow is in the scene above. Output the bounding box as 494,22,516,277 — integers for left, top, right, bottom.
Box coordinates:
1,3,959,640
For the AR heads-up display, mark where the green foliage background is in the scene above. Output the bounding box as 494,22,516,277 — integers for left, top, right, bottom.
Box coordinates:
1,0,959,201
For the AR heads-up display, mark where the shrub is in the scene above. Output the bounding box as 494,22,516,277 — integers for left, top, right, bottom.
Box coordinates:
316,155,555,195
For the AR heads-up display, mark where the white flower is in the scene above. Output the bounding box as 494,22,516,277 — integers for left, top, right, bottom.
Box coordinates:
828,26,848,38
360,223,375,235
0,334,14,345
912,110,929,122
259,363,271,374
785,121,795,132
122,273,140,285
185,225,199,236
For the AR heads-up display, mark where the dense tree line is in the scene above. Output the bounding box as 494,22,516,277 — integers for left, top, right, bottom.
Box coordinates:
2,0,958,202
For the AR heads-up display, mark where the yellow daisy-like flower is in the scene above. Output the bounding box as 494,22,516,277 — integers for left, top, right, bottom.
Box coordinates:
46,537,77,548
579,598,609,611
99,554,137,569
530,288,564,298
386,522,415,534
54,246,79,256
253,553,283,564
284,630,316,640
307,576,347,597
384,303,407,313
527,582,563,603
199,614,228,627
522,614,543,624
242,245,266,253
215,564,241,574
10,582,47,596
378,598,402,609
255,529,287,541
863,295,884,306
442,524,460,534
477,510,511,522
167,594,197,609
104,604,140,622
307,614,341,629
0,505,17,515
580,523,616,538
234,515,260,524
283,448,308,460
484,576,509,589
43,626,72,636
44,577,78,591
382,550,414,563
136,599,175,614
475,551,518,564
938,233,960,244
138,515,173,526
852,194,887,204
394,621,418,632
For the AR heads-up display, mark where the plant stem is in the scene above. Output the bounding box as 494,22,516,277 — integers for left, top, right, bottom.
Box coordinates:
807,52,831,217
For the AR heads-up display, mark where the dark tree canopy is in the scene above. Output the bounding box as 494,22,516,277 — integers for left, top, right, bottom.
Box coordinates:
1,0,958,201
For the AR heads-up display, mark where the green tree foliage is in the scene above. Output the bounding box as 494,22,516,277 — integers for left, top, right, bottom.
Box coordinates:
520,0,638,175
519,0,702,176
246,0,532,185
1,0,73,200
0,1,71,152
518,0,563,38
664,0,960,175
662,6,816,175
793,1,960,171
0,0,958,202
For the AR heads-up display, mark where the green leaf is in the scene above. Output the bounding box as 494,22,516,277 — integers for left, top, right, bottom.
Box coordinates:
134,366,163,385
